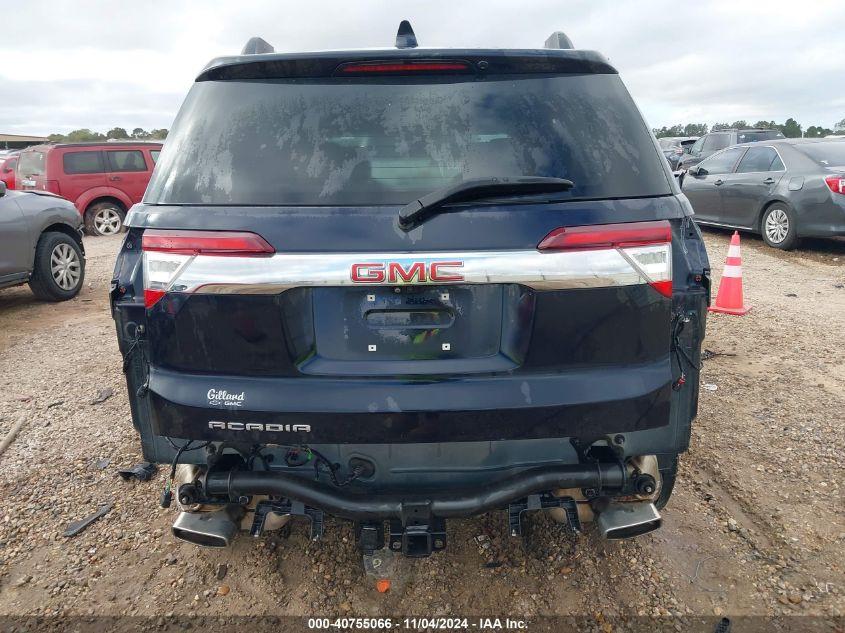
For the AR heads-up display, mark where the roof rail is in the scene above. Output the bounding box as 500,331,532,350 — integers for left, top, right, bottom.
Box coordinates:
395,20,418,49
241,37,275,55
544,31,574,50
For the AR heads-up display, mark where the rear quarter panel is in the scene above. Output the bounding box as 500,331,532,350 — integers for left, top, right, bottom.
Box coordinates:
74,185,133,214
757,145,845,236
788,174,845,236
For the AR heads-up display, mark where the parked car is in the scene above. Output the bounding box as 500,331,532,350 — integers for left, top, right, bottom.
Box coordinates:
681,138,845,249
657,137,697,170
0,152,18,190
0,181,86,300
677,129,785,171
112,25,710,555
15,141,162,236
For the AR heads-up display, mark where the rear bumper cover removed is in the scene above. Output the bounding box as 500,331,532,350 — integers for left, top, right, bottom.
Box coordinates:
181,462,662,554
203,462,627,522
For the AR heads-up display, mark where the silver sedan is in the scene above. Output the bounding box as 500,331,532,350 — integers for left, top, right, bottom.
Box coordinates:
0,181,86,300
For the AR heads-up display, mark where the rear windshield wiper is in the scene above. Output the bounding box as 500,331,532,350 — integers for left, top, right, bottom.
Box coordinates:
398,177,575,231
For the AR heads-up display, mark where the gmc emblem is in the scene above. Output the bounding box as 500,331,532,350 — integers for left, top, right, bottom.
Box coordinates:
350,261,464,284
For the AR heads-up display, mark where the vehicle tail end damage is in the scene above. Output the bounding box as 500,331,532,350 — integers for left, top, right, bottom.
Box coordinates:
168,456,666,552
111,25,710,559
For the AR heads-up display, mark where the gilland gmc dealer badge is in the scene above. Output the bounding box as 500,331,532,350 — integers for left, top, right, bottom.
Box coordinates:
206,389,311,433
207,388,245,407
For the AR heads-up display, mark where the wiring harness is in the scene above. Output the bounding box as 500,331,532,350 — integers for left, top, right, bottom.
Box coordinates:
671,311,701,391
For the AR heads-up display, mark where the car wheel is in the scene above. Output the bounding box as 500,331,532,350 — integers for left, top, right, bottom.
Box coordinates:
28,232,86,301
85,202,125,236
761,204,798,250
654,454,678,510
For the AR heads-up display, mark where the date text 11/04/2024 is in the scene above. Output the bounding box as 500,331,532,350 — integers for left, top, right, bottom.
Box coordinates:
307,618,528,630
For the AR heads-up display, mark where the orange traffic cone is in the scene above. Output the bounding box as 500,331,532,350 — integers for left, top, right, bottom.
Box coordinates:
709,231,751,315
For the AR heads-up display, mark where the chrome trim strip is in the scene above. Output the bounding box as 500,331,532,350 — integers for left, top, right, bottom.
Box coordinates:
693,219,749,230
157,246,671,294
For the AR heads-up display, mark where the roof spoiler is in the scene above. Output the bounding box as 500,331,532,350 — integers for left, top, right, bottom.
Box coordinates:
241,37,275,55
544,31,574,50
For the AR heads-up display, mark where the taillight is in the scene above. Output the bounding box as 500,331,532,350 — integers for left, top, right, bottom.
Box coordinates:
538,221,672,250
141,230,274,308
825,175,845,195
141,229,274,256
337,60,471,75
538,221,673,297
44,180,61,195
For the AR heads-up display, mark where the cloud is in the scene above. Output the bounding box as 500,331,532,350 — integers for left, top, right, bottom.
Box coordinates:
0,79,182,135
1,0,844,135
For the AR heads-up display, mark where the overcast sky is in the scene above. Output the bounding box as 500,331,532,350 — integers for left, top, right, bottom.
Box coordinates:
2,0,844,136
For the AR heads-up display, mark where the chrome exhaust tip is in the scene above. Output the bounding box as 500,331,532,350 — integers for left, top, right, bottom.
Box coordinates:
596,502,662,540
172,506,242,548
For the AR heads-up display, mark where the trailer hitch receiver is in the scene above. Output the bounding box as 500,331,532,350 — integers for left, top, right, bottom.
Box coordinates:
387,501,446,558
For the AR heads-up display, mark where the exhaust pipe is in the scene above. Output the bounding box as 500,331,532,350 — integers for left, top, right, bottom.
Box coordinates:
172,506,243,548
595,502,662,540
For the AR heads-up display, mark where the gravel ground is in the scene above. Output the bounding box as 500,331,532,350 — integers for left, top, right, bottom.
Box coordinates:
0,230,842,629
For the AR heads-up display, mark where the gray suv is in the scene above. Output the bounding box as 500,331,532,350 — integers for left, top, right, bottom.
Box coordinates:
0,182,86,301
677,129,785,171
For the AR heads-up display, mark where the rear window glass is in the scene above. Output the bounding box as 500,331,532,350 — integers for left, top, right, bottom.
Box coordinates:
107,150,147,172
63,151,104,175
794,142,845,166
736,131,784,143
18,151,46,176
150,150,161,163
146,74,671,206
735,146,782,173
703,134,731,152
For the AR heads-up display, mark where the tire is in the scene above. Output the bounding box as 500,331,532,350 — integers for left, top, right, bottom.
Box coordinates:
654,454,679,510
760,203,799,250
28,232,86,302
84,201,125,236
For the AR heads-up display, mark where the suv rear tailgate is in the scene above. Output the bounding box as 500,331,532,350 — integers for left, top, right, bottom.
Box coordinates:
127,197,687,445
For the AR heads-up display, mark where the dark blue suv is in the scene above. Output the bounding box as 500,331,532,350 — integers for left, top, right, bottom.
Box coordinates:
112,24,710,557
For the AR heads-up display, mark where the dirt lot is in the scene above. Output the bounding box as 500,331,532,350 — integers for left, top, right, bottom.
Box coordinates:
0,230,843,629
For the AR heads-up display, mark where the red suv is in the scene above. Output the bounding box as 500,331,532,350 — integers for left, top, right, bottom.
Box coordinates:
16,142,162,235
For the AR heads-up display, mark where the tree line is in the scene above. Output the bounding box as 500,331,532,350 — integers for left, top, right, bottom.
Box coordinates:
47,127,168,143
43,117,845,144
653,117,845,139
